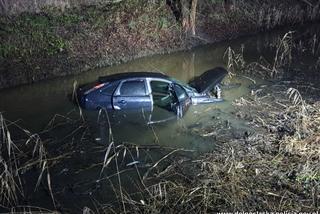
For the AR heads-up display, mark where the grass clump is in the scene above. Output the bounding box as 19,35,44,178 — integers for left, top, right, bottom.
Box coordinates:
0,114,24,207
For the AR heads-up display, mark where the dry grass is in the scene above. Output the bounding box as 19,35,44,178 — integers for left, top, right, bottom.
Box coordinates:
227,30,320,79
0,113,23,207
0,111,80,211
272,31,294,75
224,45,245,75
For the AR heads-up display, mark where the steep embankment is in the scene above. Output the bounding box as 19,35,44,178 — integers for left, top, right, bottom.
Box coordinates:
0,0,319,89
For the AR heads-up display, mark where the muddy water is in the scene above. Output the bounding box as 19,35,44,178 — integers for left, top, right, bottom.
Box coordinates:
1,24,320,211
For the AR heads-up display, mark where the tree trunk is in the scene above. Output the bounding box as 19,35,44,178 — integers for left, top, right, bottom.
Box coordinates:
181,0,191,33
180,0,197,36
190,0,197,36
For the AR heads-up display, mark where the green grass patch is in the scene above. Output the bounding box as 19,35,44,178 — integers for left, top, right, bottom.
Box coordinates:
0,13,69,59
0,44,18,58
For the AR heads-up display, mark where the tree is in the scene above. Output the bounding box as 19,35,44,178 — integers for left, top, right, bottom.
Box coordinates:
190,0,198,35
180,0,198,36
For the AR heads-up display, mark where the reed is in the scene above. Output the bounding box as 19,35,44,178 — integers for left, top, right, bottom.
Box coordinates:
272,31,294,74
223,46,245,75
0,112,62,210
0,113,23,207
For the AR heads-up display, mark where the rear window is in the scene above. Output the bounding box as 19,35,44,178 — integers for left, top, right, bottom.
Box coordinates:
101,81,119,95
120,80,146,96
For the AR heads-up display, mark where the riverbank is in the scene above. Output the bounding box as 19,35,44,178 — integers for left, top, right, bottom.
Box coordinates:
1,0,320,89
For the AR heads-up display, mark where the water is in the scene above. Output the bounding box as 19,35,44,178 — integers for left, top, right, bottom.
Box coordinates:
0,33,266,142
1,24,320,211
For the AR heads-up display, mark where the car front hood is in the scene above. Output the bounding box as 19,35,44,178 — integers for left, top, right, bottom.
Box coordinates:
188,67,228,94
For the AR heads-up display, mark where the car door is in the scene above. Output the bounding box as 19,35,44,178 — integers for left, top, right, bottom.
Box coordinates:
112,79,152,111
172,83,191,117
148,79,178,123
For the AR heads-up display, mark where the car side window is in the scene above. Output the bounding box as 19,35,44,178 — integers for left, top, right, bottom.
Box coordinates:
101,81,119,95
150,81,170,94
119,80,146,96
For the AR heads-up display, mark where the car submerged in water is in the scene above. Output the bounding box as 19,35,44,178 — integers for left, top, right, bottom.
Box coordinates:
75,67,227,124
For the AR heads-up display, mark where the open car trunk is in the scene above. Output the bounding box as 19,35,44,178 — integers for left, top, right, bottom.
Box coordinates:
188,67,227,94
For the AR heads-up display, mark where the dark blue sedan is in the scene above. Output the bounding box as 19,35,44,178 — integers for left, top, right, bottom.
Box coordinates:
76,67,227,122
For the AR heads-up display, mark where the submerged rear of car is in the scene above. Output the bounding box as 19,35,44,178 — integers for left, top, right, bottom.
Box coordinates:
77,80,120,110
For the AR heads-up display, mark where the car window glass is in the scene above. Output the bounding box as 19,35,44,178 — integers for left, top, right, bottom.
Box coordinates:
174,84,188,101
150,80,178,112
120,80,146,96
101,81,119,95
150,81,169,94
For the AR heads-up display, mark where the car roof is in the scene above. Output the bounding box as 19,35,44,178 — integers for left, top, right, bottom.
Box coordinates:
98,72,170,83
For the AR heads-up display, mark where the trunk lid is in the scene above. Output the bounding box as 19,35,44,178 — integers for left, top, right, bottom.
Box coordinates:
188,67,228,94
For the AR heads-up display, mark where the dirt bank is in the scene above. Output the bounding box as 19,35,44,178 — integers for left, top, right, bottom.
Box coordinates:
1,0,320,89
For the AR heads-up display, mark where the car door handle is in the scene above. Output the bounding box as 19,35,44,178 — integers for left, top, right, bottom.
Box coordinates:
118,100,127,105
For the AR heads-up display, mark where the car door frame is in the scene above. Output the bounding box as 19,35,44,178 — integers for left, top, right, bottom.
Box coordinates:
146,77,175,110
146,77,185,124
